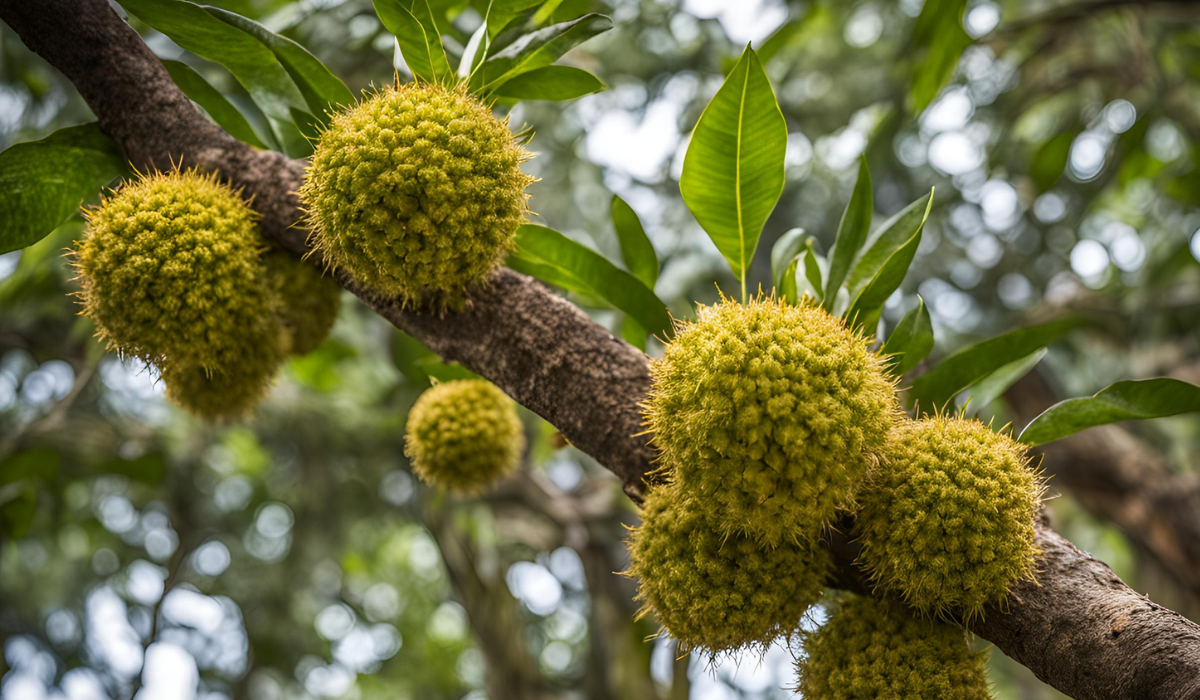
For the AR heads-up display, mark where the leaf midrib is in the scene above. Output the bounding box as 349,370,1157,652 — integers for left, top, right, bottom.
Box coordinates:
735,59,749,298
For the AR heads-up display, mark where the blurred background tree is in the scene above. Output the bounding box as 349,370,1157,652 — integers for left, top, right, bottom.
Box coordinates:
3,0,1200,698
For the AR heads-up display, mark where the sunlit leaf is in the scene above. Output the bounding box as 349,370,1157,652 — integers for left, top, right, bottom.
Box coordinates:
0,124,124,255
770,228,807,291
909,317,1084,411
374,0,454,84
844,192,933,325
492,65,605,100
507,224,672,339
680,45,787,300
964,348,1047,413
476,14,613,94
1019,378,1200,446
824,156,873,307
881,297,933,376
845,190,933,296
162,60,269,148
610,195,658,288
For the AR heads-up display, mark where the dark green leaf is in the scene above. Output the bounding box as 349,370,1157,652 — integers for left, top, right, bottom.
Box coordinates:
97,453,167,484
0,123,125,255
846,190,933,296
0,482,37,540
909,0,972,112
1019,378,1200,446
162,60,269,147
205,7,355,123
802,241,824,301
610,195,658,288
845,192,933,325
374,0,455,84
507,224,672,339
0,448,59,487
492,64,605,100
680,45,787,299
909,317,1085,411
476,14,613,92
621,315,648,351
770,228,807,291
881,297,933,376
1031,128,1078,193
392,330,435,384
965,348,1047,413
485,0,543,40
416,357,481,382
824,156,873,307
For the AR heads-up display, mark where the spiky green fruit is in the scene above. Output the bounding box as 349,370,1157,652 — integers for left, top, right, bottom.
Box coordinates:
300,83,534,308
797,595,991,700
75,169,285,372
264,251,341,356
644,297,898,546
404,379,525,493
161,360,278,421
627,482,830,653
856,416,1041,621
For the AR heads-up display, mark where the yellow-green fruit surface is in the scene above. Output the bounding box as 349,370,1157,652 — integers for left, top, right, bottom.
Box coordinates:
797,595,991,700
75,169,283,372
627,482,829,653
404,379,525,494
300,83,533,308
857,416,1041,621
162,360,279,421
264,251,341,356
644,297,898,546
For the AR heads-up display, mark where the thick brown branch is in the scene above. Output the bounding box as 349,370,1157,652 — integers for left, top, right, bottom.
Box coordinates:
6,1,1200,697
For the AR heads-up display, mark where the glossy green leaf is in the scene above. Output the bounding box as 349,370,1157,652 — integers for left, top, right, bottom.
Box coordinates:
492,65,605,100
909,317,1084,411
205,7,354,123
824,156,873,306
846,190,934,296
459,22,490,78
162,60,268,148
781,239,823,305
965,348,1047,413
770,228,807,290
373,0,454,84
507,225,672,339
881,297,933,376
1031,128,1078,193
909,0,972,112
0,123,124,255
1020,378,1200,446
485,0,543,39
845,193,933,325
610,195,658,288
680,45,787,299
476,14,614,93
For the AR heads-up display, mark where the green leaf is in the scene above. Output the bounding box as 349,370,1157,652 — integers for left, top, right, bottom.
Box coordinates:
610,195,658,288
824,156,873,307
680,45,787,300
486,0,543,39
801,241,824,301
881,297,933,376
392,330,435,384
770,228,807,291
909,0,972,112
908,317,1085,411
162,60,269,148
120,0,310,151
846,190,933,296
475,14,613,93
0,449,59,487
374,0,455,84
491,64,604,100
204,7,355,123
1031,128,1078,193
1019,378,1200,446
621,315,648,351
0,123,125,255
0,482,37,540
507,224,672,339
416,357,482,382
783,239,824,305
965,348,1047,413
97,453,167,484
844,192,933,325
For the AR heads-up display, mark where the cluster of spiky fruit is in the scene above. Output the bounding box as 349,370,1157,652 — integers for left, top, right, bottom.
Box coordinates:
798,595,991,699
74,168,341,420
404,379,525,494
628,295,1041,682
299,83,534,309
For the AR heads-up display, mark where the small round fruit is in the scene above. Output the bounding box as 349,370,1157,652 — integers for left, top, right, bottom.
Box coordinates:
627,482,830,654
161,358,279,421
404,379,525,493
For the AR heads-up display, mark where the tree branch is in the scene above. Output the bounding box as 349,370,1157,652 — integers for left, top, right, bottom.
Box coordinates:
6,1,1200,697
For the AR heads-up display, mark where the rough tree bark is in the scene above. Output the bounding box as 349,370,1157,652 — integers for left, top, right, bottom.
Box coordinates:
4,1,1200,698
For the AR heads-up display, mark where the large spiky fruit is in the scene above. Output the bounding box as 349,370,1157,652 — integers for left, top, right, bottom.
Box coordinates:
797,595,991,700
627,482,830,653
299,83,534,309
161,360,279,422
856,416,1041,621
264,251,342,356
644,297,898,546
75,169,285,372
404,379,525,494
